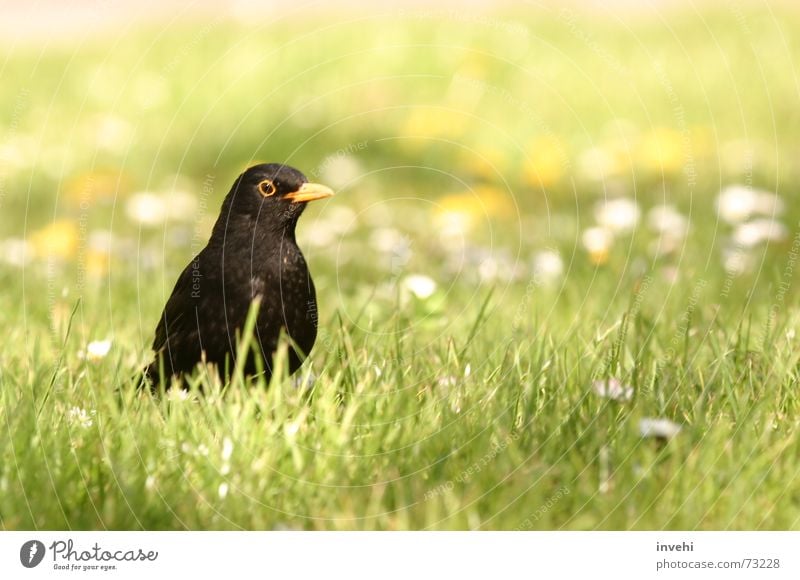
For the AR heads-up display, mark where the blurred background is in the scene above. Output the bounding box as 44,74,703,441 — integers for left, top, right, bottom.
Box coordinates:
2,0,799,353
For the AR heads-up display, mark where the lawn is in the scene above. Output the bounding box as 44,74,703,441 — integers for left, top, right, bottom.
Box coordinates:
1,4,800,530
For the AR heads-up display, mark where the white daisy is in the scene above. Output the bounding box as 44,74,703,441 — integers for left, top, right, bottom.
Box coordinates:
647,205,688,237
581,227,614,263
84,339,112,362
595,198,640,233
732,219,788,248
754,191,785,217
0,238,32,267
67,406,95,429
221,437,234,461
126,192,168,227
716,185,758,223
639,418,682,439
403,274,437,299
592,378,633,402
532,250,564,286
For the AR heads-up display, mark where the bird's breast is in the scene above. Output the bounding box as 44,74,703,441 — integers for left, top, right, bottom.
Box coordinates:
253,247,316,320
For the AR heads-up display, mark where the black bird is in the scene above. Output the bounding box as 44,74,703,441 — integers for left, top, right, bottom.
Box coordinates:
145,163,334,387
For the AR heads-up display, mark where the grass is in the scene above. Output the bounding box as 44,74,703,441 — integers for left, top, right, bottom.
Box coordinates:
1,4,800,529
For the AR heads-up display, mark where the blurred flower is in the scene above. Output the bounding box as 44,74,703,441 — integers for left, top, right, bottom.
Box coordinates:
524,136,569,188
85,230,114,278
145,475,157,491
30,220,79,261
460,144,509,179
370,227,412,272
581,227,613,264
320,155,363,189
284,420,302,438
716,185,782,224
221,437,234,461
0,135,36,171
478,254,520,283
370,227,405,253
732,218,787,248
437,205,474,239
716,185,756,223
722,247,754,276
660,266,680,284
639,128,684,173
403,106,467,141
639,418,682,440
446,245,523,283
753,191,784,217
532,249,564,286
218,482,229,499
437,375,458,389
436,187,513,238
87,230,114,252
325,205,357,229
167,389,191,402
403,274,437,299
64,170,132,207
647,205,688,257
578,146,623,181
82,339,112,362
181,442,209,456
125,189,196,227
90,114,133,154
595,198,640,233
592,378,633,402
0,238,32,267
647,205,688,237
292,370,317,391
67,406,95,429
126,192,168,226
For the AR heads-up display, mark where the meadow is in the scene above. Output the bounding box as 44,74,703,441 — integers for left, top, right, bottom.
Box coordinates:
1,4,800,529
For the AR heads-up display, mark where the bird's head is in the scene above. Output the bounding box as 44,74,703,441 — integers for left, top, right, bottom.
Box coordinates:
223,163,334,229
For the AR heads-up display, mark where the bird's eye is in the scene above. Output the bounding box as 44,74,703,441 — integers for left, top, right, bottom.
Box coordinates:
258,179,277,197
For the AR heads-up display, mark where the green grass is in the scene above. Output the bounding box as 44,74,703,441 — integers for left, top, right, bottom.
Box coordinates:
2,5,800,529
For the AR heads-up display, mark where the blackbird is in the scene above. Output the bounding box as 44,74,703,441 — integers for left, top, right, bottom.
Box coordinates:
144,163,334,388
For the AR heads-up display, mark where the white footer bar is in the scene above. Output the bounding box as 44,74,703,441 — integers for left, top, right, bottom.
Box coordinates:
2,532,797,578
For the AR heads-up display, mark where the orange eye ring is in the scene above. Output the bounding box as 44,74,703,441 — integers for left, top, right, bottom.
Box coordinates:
258,180,276,197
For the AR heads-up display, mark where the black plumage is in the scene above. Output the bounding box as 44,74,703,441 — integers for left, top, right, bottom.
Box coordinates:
144,163,333,387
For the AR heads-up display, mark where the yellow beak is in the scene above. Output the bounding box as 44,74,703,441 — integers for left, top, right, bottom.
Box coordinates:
285,182,335,203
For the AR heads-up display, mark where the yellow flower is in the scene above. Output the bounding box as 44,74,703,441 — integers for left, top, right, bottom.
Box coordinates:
578,143,631,181
30,220,79,261
436,186,514,236
639,127,684,174
524,136,568,188
86,250,109,277
460,144,508,179
455,55,489,81
402,106,468,141
64,170,132,207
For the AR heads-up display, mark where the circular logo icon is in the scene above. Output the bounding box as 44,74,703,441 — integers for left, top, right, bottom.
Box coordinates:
20,540,46,568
